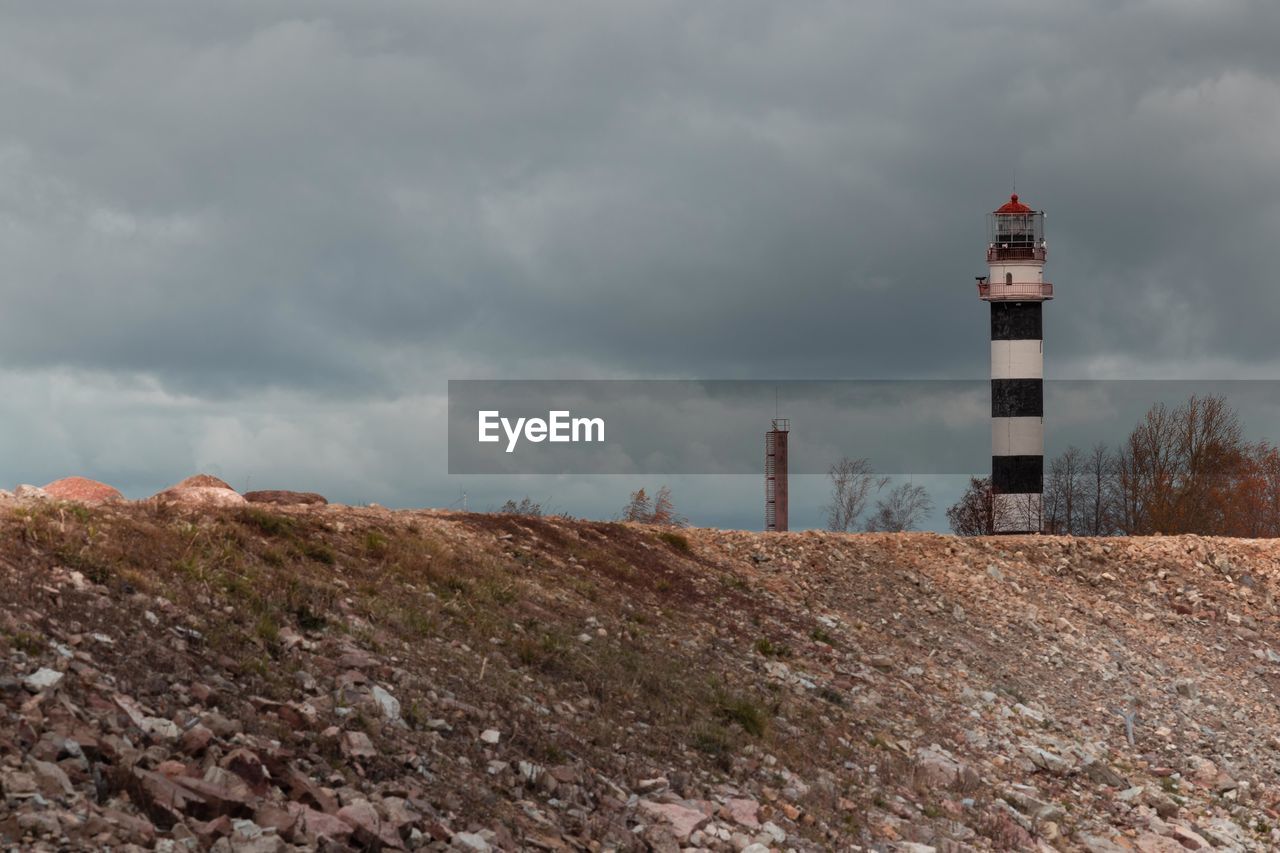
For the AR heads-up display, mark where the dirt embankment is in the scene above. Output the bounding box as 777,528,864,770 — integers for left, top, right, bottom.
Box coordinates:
4,499,1280,851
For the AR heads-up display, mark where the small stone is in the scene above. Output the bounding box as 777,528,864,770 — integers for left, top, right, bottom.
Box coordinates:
1115,786,1144,802
759,821,787,844
636,776,668,794
480,729,501,745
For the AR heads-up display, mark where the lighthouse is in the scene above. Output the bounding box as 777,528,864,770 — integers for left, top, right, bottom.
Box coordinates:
977,194,1052,533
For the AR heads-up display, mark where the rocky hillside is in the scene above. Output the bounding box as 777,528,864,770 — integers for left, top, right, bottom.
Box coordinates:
5,497,1280,851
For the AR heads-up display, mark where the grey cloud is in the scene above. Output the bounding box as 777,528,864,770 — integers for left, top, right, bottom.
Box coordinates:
0,2,1277,524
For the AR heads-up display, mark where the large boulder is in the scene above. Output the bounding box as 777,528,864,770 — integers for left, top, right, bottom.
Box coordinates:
43,476,125,504
172,474,235,490
152,474,245,507
244,490,328,506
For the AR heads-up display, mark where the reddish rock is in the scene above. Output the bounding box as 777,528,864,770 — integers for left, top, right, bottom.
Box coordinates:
154,759,191,779
42,477,125,504
173,474,235,490
179,724,213,756
171,773,256,818
28,759,74,797
1135,834,1187,853
152,474,244,507
189,814,234,846
277,702,318,731
244,489,328,506
287,804,353,846
283,766,338,814
637,801,710,842
338,799,406,849
254,803,299,837
220,748,269,796
721,798,760,828
341,730,377,760
93,807,158,846
132,768,207,828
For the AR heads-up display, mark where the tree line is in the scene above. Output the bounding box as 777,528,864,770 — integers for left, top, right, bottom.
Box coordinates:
949,394,1280,536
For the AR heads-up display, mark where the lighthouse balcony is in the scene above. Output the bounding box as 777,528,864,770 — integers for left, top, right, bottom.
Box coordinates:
977,281,1053,301
987,245,1046,262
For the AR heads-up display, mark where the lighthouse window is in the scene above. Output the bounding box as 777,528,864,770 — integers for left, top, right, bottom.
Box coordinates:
1005,273,1013,285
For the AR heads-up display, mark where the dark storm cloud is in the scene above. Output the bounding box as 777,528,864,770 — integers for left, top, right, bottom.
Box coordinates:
0,1,1278,520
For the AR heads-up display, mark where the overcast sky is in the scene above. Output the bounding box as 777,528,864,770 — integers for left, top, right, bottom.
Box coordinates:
2,1,1279,528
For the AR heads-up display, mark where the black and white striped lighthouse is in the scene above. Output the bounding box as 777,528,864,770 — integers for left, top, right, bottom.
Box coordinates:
977,194,1052,533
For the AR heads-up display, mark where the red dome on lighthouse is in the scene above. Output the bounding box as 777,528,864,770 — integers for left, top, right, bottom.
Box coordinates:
995,193,1032,214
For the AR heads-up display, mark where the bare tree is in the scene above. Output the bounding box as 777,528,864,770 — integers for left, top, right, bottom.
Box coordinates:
825,457,888,532
946,476,1007,536
621,488,652,523
1080,442,1115,536
1044,446,1083,534
650,486,687,527
865,483,933,532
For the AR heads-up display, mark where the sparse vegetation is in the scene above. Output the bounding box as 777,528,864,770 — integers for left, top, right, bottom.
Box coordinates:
754,637,792,658
657,530,690,552
499,496,543,516
712,689,769,737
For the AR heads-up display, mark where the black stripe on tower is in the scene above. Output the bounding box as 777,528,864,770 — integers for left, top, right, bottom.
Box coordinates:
991,378,1043,418
991,302,1042,341
992,455,1043,494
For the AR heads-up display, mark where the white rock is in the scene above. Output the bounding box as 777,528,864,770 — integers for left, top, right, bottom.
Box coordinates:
451,832,491,851
759,821,786,844
480,729,501,745
23,668,64,691
141,717,181,740
371,685,401,721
